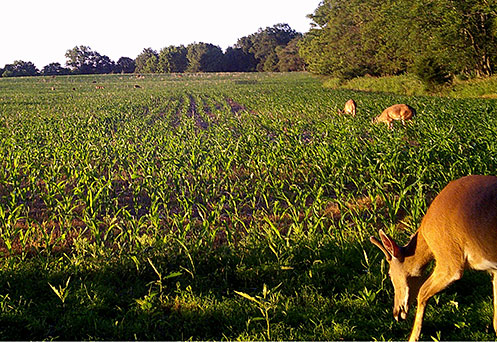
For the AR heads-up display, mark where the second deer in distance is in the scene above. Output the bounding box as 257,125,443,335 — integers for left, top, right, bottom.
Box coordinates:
338,99,356,116
373,103,415,129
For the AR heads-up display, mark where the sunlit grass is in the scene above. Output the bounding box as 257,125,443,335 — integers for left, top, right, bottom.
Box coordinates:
323,73,497,99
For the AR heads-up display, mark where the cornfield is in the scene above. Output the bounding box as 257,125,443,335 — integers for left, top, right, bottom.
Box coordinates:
0,72,496,340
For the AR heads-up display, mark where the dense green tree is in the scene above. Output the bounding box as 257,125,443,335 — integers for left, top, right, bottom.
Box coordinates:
65,46,96,74
301,0,497,78
412,55,453,90
94,55,115,74
135,48,159,73
65,46,114,74
2,64,14,77
237,23,300,72
186,43,224,72
276,37,305,72
448,0,497,76
158,45,188,73
115,57,136,73
299,0,386,78
2,60,39,77
223,47,257,72
41,63,70,76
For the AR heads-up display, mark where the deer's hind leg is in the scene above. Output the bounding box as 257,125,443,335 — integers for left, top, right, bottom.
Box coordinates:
492,271,497,335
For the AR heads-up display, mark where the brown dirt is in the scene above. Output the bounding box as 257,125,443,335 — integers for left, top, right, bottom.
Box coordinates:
226,98,246,116
187,94,209,130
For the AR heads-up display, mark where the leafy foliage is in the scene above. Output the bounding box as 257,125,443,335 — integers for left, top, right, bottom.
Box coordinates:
186,43,224,72
276,37,305,72
412,56,453,90
2,23,302,76
115,57,136,74
223,47,257,72
135,48,159,73
2,60,39,77
40,63,70,76
159,45,188,73
236,23,302,72
301,0,497,78
65,45,116,74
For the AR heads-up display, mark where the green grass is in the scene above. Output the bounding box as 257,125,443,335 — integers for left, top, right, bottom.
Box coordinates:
0,72,496,340
324,73,497,98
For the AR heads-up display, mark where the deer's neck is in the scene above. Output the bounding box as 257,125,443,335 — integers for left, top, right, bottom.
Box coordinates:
403,231,434,276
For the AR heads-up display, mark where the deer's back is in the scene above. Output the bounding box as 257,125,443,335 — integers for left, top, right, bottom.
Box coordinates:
420,175,497,269
382,104,415,120
343,99,356,115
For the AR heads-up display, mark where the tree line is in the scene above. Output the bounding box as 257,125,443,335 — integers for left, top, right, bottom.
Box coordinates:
0,23,304,77
299,0,497,85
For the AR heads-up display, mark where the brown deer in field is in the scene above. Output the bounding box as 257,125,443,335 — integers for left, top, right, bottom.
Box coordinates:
338,99,356,116
95,85,105,89
373,104,415,129
370,175,497,341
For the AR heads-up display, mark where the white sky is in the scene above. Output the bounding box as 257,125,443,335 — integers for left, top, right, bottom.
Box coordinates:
0,0,321,69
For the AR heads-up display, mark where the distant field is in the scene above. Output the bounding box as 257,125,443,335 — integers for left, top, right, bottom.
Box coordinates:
0,72,497,340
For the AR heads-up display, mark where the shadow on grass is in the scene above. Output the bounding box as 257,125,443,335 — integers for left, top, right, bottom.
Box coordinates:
0,238,495,340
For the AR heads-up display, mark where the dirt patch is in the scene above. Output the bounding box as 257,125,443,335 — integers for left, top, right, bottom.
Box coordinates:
200,96,219,122
226,98,247,116
169,97,184,128
323,194,398,223
187,94,209,130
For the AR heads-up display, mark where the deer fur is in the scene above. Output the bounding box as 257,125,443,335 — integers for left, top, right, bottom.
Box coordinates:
371,175,497,341
373,104,415,129
338,99,356,116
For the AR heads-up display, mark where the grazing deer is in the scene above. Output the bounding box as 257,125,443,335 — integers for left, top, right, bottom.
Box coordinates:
338,99,356,116
373,104,415,129
95,85,105,89
370,175,497,341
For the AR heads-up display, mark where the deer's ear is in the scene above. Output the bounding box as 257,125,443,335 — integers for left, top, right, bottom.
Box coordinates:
370,230,404,262
379,229,404,260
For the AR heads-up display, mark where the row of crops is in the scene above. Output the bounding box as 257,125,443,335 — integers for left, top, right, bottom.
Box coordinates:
0,72,496,340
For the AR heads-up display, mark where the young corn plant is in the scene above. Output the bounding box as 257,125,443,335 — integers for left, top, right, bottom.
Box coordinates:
48,276,71,308
235,283,283,341
145,258,182,305
235,283,281,341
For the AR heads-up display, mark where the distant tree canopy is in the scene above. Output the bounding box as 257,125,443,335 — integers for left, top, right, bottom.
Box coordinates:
115,57,136,74
276,37,305,72
299,0,497,79
2,60,39,77
4,6,497,81
65,45,115,74
236,23,304,72
129,23,304,74
135,48,159,73
159,46,188,73
1,23,305,77
186,43,224,72
41,63,70,76
223,47,257,72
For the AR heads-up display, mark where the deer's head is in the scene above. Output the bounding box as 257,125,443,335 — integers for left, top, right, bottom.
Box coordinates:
371,230,426,321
